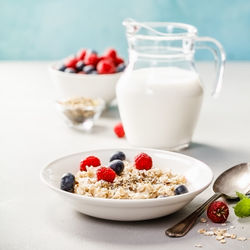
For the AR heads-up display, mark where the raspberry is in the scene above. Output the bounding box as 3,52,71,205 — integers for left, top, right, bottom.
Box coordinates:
97,59,116,74
134,153,152,170
97,167,116,182
97,56,106,63
115,57,124,66
113,122,125,138
80,156,101,171
104,48,117,60
207,201,229,223
84,52,99,66
65,57,78,68
76,49,87,61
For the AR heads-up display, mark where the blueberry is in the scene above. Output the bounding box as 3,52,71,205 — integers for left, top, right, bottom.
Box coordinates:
110,151,126,161
58,64,67,72
83,65,95,74
75,60,85,71
64,67,76,73
116,63,126,73
109,160,124,175
60,173,75,192
174,185,188,195
90,70,98,74
88,50,98,55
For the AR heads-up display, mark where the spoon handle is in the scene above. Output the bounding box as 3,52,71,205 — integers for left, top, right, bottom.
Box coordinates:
165,192,222,237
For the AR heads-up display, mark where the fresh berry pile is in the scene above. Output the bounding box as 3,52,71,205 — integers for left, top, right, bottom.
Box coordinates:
60,151,127,190
57,48,126,75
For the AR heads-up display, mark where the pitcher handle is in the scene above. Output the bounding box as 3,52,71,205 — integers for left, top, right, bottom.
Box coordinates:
195,37,226,97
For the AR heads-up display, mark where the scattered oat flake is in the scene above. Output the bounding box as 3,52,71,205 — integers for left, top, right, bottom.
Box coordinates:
196,222,244,244
221,223,227,226
216,235,224,241
194,244,203,248
214,229,226,236
231,234,237,239
219,229,227,234
198,228,206,234
204,231,214,236
224,233,231,238
220,239,226,244
237,237,247,241
200,217,207,223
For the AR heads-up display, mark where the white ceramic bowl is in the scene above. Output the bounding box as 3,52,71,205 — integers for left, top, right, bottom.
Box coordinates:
49,64,122,104
40,148,213,221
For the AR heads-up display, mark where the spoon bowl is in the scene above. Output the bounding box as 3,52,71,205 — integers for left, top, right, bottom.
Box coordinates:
213,162,250,199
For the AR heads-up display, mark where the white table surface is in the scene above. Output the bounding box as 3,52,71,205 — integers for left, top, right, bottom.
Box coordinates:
0,62,249,250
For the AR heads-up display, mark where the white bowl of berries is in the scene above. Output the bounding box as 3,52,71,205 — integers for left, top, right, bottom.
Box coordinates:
49,48,125,104
40,148,213,221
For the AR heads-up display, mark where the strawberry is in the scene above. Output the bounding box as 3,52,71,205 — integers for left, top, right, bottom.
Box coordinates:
207,201,229,223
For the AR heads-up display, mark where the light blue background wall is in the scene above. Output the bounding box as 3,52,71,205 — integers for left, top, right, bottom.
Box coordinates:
0,0,250,60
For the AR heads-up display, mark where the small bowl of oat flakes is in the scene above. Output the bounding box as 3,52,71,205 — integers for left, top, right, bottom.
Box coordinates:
57,97,105,131
41,148,213,221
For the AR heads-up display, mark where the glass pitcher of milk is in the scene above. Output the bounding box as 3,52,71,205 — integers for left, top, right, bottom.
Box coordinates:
116,19,226,150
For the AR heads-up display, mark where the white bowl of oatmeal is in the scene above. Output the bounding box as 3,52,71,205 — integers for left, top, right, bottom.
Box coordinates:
40,148,213,221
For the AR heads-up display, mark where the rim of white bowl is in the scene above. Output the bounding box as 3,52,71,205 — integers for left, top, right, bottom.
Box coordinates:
40,147,213,204
49,63,123,78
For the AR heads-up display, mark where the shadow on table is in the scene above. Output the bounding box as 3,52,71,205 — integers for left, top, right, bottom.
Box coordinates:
102,105,120,119
68,124,109,135
47,142,250,245
48,204,202,245
182,142,250,169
